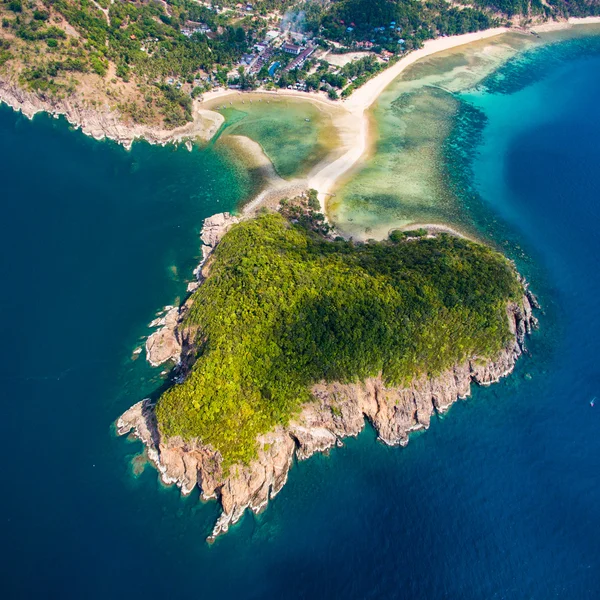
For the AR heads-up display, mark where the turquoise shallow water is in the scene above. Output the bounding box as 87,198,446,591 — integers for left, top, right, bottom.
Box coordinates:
3,34,600,598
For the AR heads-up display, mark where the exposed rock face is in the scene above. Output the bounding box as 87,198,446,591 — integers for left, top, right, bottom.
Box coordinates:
145,307,182,367
117,297,537,542
195,211,240,278
200,212,240,249
0,79,223,149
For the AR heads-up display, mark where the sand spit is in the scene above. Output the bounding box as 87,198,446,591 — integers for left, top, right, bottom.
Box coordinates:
201,18,600,217
198,30,512,213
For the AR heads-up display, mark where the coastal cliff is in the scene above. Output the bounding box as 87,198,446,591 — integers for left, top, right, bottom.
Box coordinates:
118,297,536,542
117,211,539,542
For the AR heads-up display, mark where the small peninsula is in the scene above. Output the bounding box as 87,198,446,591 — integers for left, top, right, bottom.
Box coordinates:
118,201,538,541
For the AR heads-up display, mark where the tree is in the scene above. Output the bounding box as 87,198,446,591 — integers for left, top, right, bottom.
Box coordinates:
307,189,320,210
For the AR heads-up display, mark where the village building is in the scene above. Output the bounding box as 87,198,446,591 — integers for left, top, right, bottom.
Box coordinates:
284,45,315,71
282,43,303,55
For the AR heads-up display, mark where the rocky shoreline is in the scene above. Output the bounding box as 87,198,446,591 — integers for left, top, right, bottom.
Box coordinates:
117,211,539,542
142,212,240,369
0,79,223,149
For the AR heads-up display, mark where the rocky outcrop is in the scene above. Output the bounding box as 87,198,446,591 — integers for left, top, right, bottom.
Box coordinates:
194,211,240,279
0,79,223,149
142,212,240,368
199,212,241,249
145,306,182,367
117,297,537,542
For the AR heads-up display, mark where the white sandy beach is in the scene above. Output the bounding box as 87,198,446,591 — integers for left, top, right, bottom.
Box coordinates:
198,16,600,216
309,28,510,210
201,29,512,212
308,17,600,213
200,29,511,213
532,16,600,33
225,134,309,215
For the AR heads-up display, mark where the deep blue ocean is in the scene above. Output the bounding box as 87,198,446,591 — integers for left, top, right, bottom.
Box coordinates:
3,35,600,599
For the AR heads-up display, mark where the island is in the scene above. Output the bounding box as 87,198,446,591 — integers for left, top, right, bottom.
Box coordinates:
3,0,566,544
117,198,538,541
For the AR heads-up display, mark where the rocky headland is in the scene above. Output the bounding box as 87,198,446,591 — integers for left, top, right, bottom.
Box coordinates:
117,211,539,542
0,79,223,149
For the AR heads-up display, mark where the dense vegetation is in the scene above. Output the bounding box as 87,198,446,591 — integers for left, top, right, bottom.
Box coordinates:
303,0,600,53
156,212,522,465
320,0,495,51
470,0,599,19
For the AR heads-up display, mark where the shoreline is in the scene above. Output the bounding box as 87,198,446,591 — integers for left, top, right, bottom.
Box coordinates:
1,18,596,156
2,17,599,223
200,17,600,216
197,31,512,217
118,213,539,543
200,29,513,213
531,16,600,33
309,29,509,210
307,18,600,212
108,15,559,539
118,217,539,541
0,78,224,150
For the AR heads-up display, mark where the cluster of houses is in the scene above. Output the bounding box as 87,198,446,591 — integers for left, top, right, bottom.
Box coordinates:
164,18,318,92
161,11,410,98
247,44,275,75
237,27,316,79
283,45,315,72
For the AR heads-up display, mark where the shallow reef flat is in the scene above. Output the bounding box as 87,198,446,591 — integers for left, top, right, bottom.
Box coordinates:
328,33,530,241
329,27,600,241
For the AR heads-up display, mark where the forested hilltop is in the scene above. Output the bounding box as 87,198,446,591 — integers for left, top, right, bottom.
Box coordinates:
0,0,597,130
156,211,524,465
